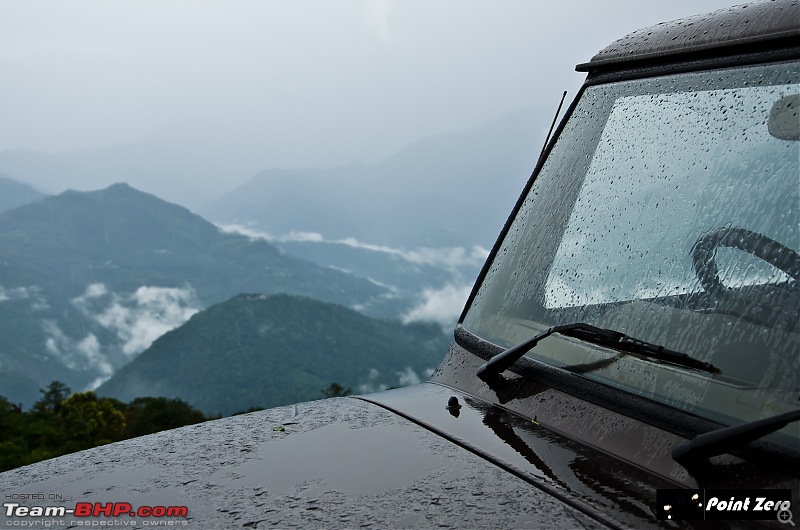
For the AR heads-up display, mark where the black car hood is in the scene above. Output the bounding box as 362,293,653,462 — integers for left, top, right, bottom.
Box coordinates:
1,389,611,529
363,382,681,529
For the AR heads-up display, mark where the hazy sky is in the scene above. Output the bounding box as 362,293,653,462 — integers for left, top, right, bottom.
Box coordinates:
1,0,738,167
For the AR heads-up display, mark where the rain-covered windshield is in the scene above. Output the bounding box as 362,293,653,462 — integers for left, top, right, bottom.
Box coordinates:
463,61,799,443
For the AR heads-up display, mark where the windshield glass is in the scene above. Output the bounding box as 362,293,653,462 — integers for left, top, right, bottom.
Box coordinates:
463,61,799,444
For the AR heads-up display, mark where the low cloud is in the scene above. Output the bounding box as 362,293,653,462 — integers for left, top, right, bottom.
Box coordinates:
75,334,114,389
0,285,49,311
81,283,108,300
217,223,488,271
358,367,389,394
283,230,325,243
42,321,111,379
42,284,199,389
357,366,432,393
43,320,75,368
336,237,488,271
396,366,434,386
217,224,277,241
402,282,473,329
73,283,201,357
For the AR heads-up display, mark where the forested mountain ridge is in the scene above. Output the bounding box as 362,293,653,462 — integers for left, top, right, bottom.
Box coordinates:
0,183,387,308
97,293,448,415
0,184,399,407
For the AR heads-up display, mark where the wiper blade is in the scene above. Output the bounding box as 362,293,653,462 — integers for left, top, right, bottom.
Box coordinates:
672,409,800,468
476,322,719,381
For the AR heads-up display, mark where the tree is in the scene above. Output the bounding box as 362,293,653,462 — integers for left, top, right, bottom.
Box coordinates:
125,397,206,437
0,396,27,471
0,395,23,438
33,381,71,415
27,382,72,458
1,387,206,472
58,391,126,449
320,382,352,398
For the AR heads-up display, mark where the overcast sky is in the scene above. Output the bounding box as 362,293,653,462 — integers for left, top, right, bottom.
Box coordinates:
1,0,737,167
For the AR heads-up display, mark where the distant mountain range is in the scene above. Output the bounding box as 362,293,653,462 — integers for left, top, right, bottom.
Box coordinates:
0,109,544,411
97,294,448,415
0,108,543,249
203,109,542,249
197,110,544,331
0,183,393,308
0,184,404,407
0,123,260,209
0,174,45,214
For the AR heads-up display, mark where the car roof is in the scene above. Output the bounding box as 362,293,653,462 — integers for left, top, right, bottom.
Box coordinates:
576,0,800,73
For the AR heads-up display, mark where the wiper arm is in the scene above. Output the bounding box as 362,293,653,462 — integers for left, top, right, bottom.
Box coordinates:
476,322,719,381
672,409,800,468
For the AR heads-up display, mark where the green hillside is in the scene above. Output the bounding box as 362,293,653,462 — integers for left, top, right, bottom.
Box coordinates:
97,294,448,415
0,183,387,306
0,184,398,406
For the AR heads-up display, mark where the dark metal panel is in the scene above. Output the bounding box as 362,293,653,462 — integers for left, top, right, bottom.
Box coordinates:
430,338,800,484
0,396,602,528
576,0,800,73
361,383,678,529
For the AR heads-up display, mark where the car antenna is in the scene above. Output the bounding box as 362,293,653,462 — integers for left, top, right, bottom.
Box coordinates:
538,90,567,163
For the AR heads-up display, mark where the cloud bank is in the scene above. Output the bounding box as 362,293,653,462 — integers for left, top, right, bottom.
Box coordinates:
357,365,433,394
402,282,473,328
42,321,112,387
0,285,49,311
217,223,488,270
72,283,201,357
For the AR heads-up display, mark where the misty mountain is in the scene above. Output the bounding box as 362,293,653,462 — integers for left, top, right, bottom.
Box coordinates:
0,123,262,210
204,108,544,249
0,108,545,409
270,238,484,328
196,110,544,331
0,183,392,306
0,108,544,229
97,293,448,415
0,184,400,407
0,174,46,214
275,239,472,298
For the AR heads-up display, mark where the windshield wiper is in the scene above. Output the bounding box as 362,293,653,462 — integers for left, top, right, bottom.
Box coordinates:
476,322,719,381
672,409,800,469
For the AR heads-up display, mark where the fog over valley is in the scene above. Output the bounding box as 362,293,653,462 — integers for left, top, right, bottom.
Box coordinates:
0,0,736,412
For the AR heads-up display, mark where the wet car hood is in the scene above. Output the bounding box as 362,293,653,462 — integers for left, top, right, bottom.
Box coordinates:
0,384,664,529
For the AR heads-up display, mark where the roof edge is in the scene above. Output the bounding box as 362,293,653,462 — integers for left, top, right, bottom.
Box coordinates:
577,0,800,73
